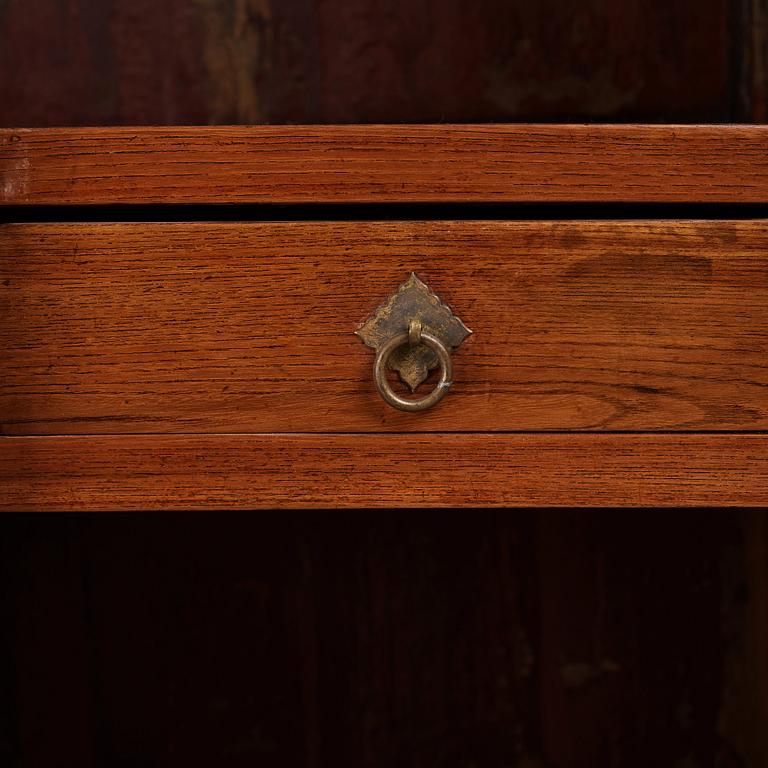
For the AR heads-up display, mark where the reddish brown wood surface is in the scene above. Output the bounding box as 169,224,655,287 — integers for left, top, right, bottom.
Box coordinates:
0,0,745,127
3,510,755,764
1,434,766,510
3,125,768,205
2,220,767,434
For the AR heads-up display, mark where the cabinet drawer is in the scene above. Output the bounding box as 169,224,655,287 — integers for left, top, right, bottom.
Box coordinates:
3,125,768,509
2,219,767,435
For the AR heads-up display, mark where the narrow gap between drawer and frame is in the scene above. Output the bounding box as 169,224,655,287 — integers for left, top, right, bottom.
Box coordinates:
4,202,768,223
6,430,768,439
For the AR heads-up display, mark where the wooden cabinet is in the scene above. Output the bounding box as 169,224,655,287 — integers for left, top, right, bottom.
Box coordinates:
2,125,767,509
2,122,767,764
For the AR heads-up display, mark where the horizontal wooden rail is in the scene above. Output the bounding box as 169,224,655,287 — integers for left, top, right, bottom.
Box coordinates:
1,433,766,510
3,125,768,205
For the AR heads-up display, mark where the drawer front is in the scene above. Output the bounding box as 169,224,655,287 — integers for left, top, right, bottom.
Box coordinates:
2,219,767,435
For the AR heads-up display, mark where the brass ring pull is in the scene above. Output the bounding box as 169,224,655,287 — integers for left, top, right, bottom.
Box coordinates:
356,274,471,414
373,328,453,412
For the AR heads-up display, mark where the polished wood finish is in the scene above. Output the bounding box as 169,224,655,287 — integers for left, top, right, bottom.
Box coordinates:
2,510,748,765
2,434,765,510
0,1,745,127
3,125,768,205
2,220,767,435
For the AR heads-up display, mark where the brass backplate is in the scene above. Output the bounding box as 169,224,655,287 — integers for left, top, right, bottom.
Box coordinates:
355,273,472,391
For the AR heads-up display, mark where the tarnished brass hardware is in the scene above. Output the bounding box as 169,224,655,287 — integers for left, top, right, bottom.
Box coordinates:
374,328,452,411
355,273,471,412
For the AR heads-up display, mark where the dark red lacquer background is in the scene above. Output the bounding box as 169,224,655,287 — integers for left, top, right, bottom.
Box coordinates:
1,1,767,765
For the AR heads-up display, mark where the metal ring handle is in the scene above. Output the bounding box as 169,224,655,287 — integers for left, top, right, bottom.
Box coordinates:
373,330,453,412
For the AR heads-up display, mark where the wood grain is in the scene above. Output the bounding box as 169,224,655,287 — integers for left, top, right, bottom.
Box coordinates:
1,434,766,510
3,510,748,763
2,220,767,434
3,125,768,205
0,1,742,128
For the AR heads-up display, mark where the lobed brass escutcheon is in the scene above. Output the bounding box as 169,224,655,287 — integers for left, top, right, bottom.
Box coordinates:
355,273,472,412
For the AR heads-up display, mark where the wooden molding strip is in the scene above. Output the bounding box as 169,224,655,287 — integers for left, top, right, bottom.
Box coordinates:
2,433,766,510
3,125,768,205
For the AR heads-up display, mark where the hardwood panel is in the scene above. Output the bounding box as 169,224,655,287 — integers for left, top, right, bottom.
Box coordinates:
2,220,768,434
534,508,743,766
0,0,742,127
4,510,750,764
1,434,766,510
2,125,768,205
719,510,768,765
0,517,97,766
